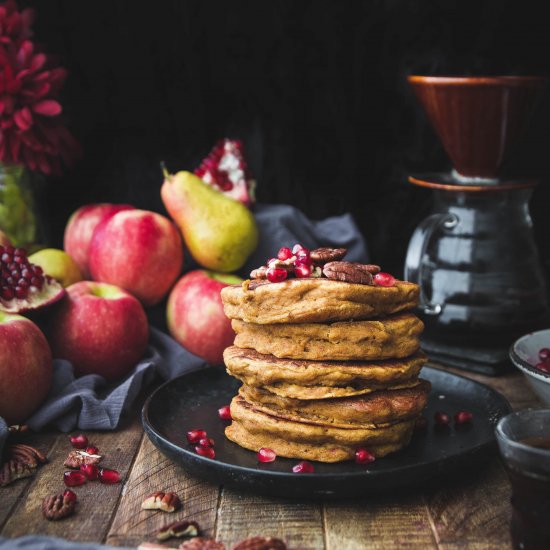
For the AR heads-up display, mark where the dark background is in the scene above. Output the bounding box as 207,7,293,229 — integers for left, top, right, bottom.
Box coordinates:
26,0,550,276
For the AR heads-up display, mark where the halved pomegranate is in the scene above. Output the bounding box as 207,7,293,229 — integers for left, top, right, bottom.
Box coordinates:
0,245,65,314
194,138,256,207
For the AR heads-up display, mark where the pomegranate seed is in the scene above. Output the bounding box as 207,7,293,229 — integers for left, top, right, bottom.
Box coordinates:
355,448,376,465
69,434,89,449
186,429,207,444
80,464,99,480
15,286,27,299
292,461,314,474
536,362,550,373
373,272,396,287
85,446,99,455
266,267,287,283
98,468,121,484
294,247,310,265
218,405,232,420
63,489,77,503
292,244,305,254
199,437,215,448
14,248,26,257
195,446,216,459
294,263,312,278
454,411,473,425
1,287,14,300
64,470,87,487
257,448,277,463
32,265,43,275
414,416,428,431
539,348,550,361
277,247,293,261
434,411,451,427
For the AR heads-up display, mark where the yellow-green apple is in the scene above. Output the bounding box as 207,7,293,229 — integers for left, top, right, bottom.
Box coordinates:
47,281,149,381
0,311,52,424
63,204,134,278
89,209,184,305
167,270,242,365
28,248,83,288
0,228,11,247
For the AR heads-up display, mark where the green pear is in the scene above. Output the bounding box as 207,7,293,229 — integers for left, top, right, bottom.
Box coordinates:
161,171,258,272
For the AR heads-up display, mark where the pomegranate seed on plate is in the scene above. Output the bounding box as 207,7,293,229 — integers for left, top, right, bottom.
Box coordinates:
536,362,550,373
218,405,232,420
373,272,396,287
266,267,287,283
434,411,451,427
292,461,314,474
99,468,121,484
199,437,215,448
454,411,473,425
64,470,87,487
195,446,216,459
63,489,77,503
186,429,207,444
277,247,293,261
69,434,88,449
80,464,99,480
257,448,277,463
355,448,376,465
539,347,550,360
85,446,100,455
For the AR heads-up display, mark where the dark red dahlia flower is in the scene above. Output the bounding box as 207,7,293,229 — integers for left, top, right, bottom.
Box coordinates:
0,0,34,45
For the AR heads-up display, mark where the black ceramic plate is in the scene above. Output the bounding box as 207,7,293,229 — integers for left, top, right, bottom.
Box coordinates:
142,366,511,498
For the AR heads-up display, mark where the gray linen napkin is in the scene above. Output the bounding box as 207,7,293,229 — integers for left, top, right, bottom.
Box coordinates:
0,536,133,549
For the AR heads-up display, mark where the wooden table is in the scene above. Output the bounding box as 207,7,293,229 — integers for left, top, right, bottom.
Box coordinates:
0,364,540,550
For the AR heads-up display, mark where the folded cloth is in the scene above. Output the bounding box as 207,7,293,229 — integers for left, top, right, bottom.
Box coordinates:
0,536,133,550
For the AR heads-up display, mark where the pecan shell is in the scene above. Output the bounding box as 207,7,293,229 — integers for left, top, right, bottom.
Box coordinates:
42,493,76,521
179,537,225,550
322,261,374,285
0,459,33,487
156,520,201,541
232,537,287,550
310,247,347,264
64,449,102,469
142,490,181,513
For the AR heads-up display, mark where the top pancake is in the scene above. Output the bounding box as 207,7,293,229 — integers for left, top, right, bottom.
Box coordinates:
221,277,419,324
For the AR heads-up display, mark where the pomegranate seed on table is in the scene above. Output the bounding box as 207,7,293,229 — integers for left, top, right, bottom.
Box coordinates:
414,416,428,431
63,490,77,503
292,461,314,474
195,446,216,459
454,411,473,425
98,468,121,484
80,464,99,480
85,446,100,455
186,429,207,444
69,434,88,449
257,448,277,463
64,470,87,487
374,272,396,287
277,247,293,261
355,448,376,465
218,405,232,420
266,267,287,283
199,438,215,448
434,411,451,427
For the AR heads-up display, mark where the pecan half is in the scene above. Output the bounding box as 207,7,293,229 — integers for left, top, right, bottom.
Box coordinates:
142,491,181,513
250,266,267,279
6,444,47,468
352,263,381,274
42,493,76,521
0,459,33,487
310,247,347,264
179,538,225,550
322,261,374,285
64,449,102,469
231,537,287,550
156,520,201,541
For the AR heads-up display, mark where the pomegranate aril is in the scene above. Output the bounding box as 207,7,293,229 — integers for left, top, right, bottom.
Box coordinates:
21,269,31,280
294,263,312,278
69,434,89,449
355,448,376,465
292,244,305,254
294,247,310,264
539,348,550,360
85,446,100,455
373,272,396,287
15,286,27,299
99,468,121,484
414,416,428,431
17,279,29,288
266,267,287,283
292,460,314,474
63,489,77,503
13,255,25,264
218,405,232,420
536,362,550,373
277,247,293,261
195,445,216,459
80,464,99,481
64,470,87,487
257,447,277,463
1,287,14,300
30,276,42,288
454,411,473,425
32,265,43,275
434,411,451,427
14,248,26,257
186,429,207,444
199,437,215,448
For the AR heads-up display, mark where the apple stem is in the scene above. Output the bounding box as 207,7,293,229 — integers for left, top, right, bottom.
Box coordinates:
160,161,170,181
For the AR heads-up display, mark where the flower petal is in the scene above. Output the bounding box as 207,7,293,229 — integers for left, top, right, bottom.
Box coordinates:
32,99,62,116
14,107,33,130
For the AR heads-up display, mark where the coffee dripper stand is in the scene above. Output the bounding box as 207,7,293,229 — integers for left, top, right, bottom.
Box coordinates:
404,76,549,375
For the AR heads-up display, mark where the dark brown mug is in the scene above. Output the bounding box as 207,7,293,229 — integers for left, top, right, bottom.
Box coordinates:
408,76,548,179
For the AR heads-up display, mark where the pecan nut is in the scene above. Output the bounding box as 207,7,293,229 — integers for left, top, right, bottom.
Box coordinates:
310,247,347,264
179,537,225,550
322,261,374,285
156,520,201,541
231,536,287,550
142,491,181,513
64,449,102,469
42,493,76,521
0,459,33,487
5,444,48,468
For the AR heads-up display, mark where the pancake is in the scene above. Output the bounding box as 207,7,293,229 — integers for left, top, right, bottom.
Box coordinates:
226,395,416,462
240,379,431,429
221,278,419,324
224,346,427,399
231,312,423,361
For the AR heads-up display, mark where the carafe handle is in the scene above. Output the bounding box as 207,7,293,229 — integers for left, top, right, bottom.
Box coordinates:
404,212,459,316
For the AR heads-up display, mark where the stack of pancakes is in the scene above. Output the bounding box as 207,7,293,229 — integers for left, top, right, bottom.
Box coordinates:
221,274,430,463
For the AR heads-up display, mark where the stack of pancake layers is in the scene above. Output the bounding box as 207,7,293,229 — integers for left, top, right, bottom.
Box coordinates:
220,275,430,463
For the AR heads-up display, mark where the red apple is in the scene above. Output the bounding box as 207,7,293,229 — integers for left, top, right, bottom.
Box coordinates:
63,203,134,278
0,311,52,424
167,270,242,365
89,209,184,305
48,281,149,381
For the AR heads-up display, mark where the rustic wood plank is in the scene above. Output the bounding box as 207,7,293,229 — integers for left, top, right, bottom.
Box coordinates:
1,415,143,542
216,489,324,550
324,494,437,550
106,436,219,548
424,458,512,549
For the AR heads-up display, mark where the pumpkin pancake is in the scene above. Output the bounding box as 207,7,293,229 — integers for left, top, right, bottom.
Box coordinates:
224,346,427,399
221,278,419,324
239,379,431,429
231,312,423,361
226,395,416,462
